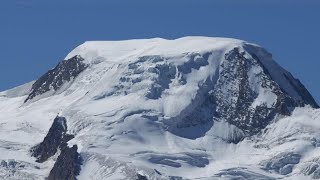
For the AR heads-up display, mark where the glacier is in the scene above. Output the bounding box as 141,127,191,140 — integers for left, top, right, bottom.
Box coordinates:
0,37,319,180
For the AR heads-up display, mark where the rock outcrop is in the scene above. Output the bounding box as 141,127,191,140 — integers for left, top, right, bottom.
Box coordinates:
31,116,72,163
25,55,87,103
48,145,82,180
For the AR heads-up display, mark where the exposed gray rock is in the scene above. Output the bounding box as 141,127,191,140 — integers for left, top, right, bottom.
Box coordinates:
48,145,82,180
25,55,87,102
214,48,295,136
209,46,319,138
30,116,82,180
31,116,73,163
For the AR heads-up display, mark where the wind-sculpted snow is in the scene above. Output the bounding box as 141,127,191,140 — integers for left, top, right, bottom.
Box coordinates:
0,37,319,179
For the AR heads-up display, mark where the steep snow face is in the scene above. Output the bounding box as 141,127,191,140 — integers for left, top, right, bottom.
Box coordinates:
0,37,319,180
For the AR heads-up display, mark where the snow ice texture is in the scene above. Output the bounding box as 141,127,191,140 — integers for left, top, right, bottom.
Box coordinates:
0,37,319,180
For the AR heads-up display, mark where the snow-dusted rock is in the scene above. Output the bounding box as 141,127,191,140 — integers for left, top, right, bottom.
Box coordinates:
0,37,319,179
25,55,88,103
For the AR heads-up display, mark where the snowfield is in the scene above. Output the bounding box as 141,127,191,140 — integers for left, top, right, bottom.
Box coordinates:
0,37,319,180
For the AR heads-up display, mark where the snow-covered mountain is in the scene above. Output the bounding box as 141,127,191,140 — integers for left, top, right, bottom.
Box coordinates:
0,37,319,180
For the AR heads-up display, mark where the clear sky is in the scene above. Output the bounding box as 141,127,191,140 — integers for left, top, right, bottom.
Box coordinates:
1,0,320,102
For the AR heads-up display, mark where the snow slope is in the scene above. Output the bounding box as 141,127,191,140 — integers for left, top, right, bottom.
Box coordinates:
0,37,319,180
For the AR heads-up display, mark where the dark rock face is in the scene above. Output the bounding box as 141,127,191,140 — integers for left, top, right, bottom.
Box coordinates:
213,48,263,135
212,47,318,136
31,116,82,180
48,145,82,180
31,116,72,163
25,55,87,103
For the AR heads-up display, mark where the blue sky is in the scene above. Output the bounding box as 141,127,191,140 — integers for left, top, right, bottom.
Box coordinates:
1,0,320,102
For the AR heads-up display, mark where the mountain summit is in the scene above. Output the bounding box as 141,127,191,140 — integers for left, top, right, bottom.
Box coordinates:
0,37,319,180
